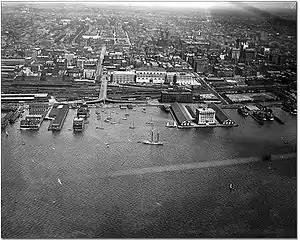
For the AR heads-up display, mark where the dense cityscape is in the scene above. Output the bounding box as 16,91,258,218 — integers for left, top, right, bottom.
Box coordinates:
1,2,297,238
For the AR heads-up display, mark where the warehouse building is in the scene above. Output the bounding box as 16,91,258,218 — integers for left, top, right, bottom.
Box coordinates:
170,102,193,126
161,91,193,103
209,103,235,125
111,71,135,83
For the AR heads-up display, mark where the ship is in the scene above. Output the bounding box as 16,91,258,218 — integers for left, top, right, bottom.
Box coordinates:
73,117,84,132
253,110,266,121
143,129,163,145
160,105,170,113
282,100,297,115
262,108,274,121
237,106,249,116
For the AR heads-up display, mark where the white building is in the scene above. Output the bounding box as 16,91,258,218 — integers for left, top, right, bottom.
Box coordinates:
166,72,198,85
136,67,166,84
112,71,135,83
195,107,216,125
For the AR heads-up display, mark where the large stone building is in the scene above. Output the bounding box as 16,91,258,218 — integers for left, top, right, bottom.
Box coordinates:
136,67,166,84
195,107,216,125
111,71,136,83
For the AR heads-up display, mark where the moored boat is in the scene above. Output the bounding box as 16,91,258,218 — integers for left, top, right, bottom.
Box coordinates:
237,106,249,116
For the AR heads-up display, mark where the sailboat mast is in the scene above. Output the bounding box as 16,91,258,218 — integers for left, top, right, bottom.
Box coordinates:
151,130,154,142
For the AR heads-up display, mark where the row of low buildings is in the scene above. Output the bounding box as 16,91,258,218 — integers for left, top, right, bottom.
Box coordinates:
110,68,200,85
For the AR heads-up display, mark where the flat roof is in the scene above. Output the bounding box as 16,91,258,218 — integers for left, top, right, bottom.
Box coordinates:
1,93,48,97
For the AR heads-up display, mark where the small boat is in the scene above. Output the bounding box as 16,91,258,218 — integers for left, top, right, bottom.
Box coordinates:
111,118,117,124
129,121,135,129
143,129,163,145
58,178,62,185
166,122,170,127
146,116,154,125
160,105,170,113
123,117,127,120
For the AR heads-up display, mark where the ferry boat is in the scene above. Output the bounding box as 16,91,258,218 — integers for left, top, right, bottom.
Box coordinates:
237,106,249,116
73,117,84,132
143,129,163,145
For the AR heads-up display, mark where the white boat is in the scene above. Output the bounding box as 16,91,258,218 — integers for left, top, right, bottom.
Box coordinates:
129,121,135,129
166,122,170,127
143,129,163,145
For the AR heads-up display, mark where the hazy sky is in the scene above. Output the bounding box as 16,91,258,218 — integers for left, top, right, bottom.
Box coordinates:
3,0,296,10
99,1,230,8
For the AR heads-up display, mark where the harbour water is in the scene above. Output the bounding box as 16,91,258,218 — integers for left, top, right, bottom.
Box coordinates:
1,106,297,238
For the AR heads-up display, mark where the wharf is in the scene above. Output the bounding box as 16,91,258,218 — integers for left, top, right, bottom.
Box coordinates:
177,123,238,129
1,107,23,129
48,104,69,131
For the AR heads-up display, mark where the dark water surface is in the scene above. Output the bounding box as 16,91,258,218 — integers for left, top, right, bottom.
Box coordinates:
1,106,297,238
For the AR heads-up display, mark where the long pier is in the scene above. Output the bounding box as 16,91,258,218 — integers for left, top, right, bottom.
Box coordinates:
48,104,69,131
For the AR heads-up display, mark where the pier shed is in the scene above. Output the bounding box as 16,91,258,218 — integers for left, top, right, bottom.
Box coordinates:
170,102,193,126
209,103,235,125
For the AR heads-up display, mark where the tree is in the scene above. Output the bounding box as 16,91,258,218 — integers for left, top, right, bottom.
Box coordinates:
40,69,46,81
173,74,177,85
